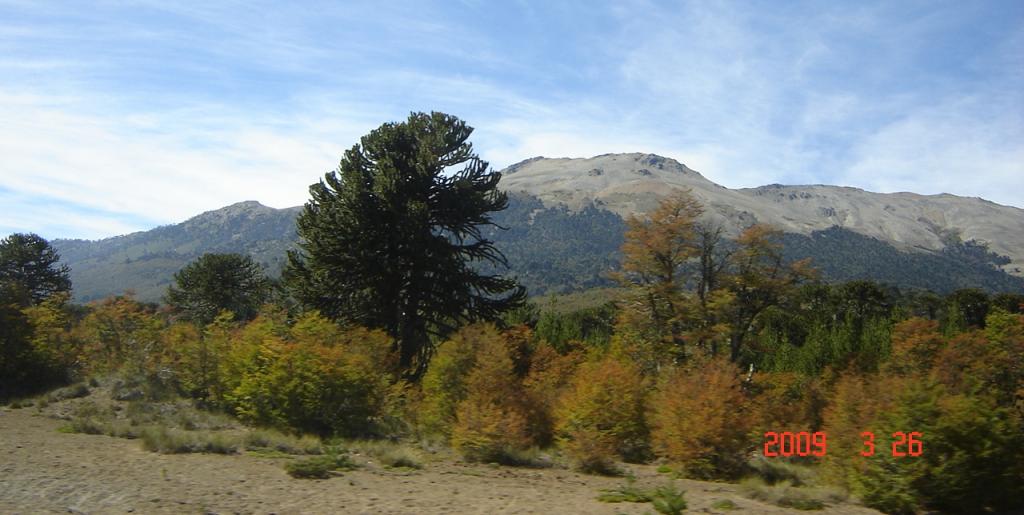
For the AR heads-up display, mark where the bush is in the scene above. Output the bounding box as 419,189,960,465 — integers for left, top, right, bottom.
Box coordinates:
451,329,532,463
76,295,165,377
748,371,825,436
555,357,649,473
819,371,898,486
853,382,1024,514
649,358,751,479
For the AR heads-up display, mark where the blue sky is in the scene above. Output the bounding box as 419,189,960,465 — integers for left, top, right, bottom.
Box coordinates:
1,0,1022,239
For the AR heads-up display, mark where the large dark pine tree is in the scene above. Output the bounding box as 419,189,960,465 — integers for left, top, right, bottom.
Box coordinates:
286,112,525,378
0,233,72,307
165,253,272,325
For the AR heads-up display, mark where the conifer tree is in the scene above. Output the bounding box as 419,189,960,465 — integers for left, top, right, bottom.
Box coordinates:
286,112,525,379
166,253,271,325
0,233,71,307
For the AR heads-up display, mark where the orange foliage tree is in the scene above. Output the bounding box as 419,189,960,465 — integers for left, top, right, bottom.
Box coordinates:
451,329,533,462
650,358,752,478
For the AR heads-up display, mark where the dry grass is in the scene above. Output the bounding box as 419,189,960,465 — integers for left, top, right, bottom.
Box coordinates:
348,439,423,469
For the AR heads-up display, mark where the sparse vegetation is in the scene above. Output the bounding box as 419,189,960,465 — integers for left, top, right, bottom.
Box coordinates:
739,477,846,510
347,439,423,469
284,446,357,479
597,477,687,514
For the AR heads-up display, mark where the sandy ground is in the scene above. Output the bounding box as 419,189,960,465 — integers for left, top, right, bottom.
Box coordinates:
0,407,881,514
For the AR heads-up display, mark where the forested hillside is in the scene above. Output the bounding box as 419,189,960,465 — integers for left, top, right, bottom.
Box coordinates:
53,202,300,302
53,194,1024,303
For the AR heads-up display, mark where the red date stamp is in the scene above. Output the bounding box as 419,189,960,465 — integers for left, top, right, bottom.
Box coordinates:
763,431,922,457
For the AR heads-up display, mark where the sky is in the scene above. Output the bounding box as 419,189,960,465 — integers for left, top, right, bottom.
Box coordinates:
1,0,1022,240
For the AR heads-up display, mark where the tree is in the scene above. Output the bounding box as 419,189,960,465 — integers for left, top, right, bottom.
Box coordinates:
0,233,71,307
615,190,704,356
165,253,272,325
285,112,525,379
726,224,815,361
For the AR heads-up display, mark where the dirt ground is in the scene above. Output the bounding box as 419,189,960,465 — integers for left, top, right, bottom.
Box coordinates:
0,407,881,514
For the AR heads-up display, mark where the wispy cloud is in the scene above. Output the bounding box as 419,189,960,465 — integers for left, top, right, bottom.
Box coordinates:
0,0,1020,240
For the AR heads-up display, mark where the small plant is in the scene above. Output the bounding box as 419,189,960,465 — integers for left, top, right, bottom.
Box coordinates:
285,447,357,479
740,477,843,511
748,456,815,487
650,484,687,515
7,399,32,409
50,383,91,401
598,478,686,514
597,477,653,503
347,439,427,469
712,498,738,510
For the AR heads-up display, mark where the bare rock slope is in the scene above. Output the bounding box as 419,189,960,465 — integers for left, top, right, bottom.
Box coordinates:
499,153,1024,276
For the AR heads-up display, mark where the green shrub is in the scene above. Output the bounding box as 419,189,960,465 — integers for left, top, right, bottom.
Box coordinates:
284,448,357,479
650,484,687,515
597,477,653,503
711,498,738,510
852,382,1024,514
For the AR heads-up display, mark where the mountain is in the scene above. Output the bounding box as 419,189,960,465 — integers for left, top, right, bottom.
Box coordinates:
51,154,1024,303
500,153,1024,277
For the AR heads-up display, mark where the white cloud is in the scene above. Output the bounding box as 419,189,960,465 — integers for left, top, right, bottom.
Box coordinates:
842,96,1024,207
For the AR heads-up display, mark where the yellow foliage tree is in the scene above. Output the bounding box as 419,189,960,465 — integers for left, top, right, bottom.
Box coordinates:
555,357,649,472
417,323,495,437
75,295,165,377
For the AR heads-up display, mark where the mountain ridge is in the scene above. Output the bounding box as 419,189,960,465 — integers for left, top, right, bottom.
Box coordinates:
497,153,1024,276
49,153,1024,302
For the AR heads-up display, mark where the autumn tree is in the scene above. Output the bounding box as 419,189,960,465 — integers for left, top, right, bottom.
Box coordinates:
650,358,751,478
555,357,649,472
726,224,815,361
451,328,532,462
615,190,703,358
286,112,525,379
